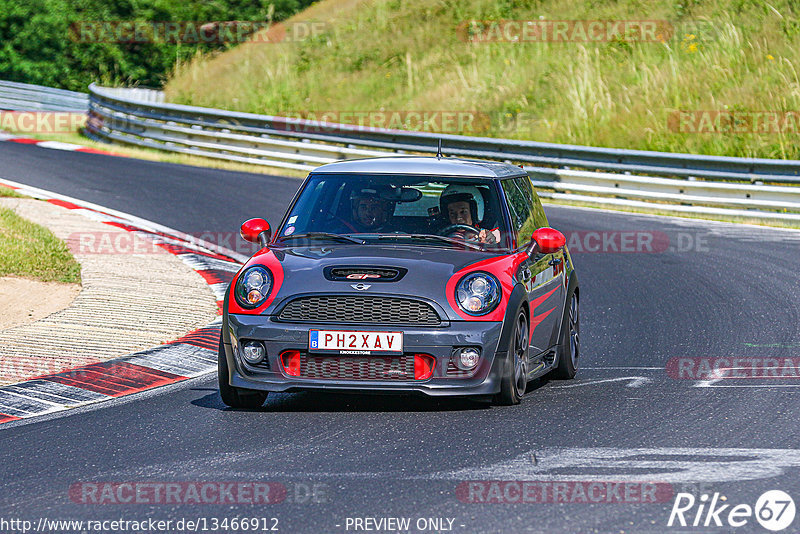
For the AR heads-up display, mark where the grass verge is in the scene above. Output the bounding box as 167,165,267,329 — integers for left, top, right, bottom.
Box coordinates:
166,0,800,160
0,206,82,283
0,188,24,198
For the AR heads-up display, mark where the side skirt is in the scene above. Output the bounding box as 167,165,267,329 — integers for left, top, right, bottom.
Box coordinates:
526,349,557,380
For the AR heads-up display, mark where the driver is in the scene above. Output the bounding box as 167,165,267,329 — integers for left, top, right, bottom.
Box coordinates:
439,184,500,245
347,185,395,232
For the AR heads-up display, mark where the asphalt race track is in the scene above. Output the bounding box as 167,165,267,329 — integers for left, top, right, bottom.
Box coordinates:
2,141,800,533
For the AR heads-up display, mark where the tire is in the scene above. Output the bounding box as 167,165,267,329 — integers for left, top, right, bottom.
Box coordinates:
551,289,579,379
494,309,529,406
218,335,268,409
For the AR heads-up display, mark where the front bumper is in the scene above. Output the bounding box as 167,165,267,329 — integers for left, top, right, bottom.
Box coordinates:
223,315,505,397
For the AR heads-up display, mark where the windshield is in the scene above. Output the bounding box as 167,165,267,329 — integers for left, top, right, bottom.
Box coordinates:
276,174,511,250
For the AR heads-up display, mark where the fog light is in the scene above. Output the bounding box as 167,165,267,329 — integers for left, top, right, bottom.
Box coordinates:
241,341,266,364
457,348,481,370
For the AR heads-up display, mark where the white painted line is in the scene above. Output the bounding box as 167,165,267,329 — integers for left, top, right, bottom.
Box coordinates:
208,282,228,300
552,376,653,388
10,380,109,402
5,382,105,404
0,388,67,408
37,140,84,151
126,344,217,376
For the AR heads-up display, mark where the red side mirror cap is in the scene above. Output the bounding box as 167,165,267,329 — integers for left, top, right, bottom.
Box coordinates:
240,218,271,246
532,227,566,254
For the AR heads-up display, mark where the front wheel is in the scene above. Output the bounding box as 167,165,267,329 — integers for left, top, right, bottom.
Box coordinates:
218,335,268,408
495,309,529,405
551,289,579,379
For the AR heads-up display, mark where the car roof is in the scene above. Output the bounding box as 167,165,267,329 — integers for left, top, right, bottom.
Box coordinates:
311,156,527,179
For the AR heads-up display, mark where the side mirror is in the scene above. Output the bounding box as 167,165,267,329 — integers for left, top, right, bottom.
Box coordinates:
240,218,271,247
531,227,566,254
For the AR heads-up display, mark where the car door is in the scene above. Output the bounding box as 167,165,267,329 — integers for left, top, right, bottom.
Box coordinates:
501,176,566,355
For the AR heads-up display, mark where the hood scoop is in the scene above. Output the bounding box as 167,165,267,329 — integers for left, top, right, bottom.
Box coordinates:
324,266,407,282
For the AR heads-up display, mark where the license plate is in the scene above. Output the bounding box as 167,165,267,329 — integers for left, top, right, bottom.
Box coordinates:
309,330,403,355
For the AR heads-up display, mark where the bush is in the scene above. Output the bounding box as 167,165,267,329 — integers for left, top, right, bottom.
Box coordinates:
0,0,316,91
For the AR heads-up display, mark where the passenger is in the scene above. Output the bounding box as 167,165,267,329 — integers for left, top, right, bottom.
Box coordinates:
439,184,500,244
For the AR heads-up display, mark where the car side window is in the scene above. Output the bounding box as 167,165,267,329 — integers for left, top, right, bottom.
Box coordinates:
526,177,549,229
502,176,535,248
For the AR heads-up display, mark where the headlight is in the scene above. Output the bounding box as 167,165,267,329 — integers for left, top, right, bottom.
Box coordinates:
455,272,501,316
235,266,273,309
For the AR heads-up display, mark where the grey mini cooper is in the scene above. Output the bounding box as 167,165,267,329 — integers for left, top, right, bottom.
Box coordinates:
219,156,579,407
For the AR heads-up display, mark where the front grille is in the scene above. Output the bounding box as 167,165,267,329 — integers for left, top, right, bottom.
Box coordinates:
292,353,415,381
278,296,441,325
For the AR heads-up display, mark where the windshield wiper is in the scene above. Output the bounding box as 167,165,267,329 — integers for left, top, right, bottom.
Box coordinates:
277,232,365,245
375,233,484,251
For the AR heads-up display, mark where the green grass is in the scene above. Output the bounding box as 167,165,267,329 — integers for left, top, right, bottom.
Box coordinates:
0,188,24,198
165,0,800,160
0,207,82,283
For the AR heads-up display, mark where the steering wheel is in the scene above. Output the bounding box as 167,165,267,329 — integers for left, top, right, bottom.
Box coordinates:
439,224,480,238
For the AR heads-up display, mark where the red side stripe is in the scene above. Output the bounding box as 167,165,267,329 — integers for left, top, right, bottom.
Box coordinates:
0,413,21,423
528,286,560,342
45,362,185,397
9,137,40,144
103,220,141,232
170,327,221,350
75,147,122,156
47,199,83,210
156,242,234,262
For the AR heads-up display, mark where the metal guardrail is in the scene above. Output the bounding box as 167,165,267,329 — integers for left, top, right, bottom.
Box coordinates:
67,83,800,221
0,80,88,113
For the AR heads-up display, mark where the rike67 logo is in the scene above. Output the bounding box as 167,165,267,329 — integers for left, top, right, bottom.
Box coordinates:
668,490,796,531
